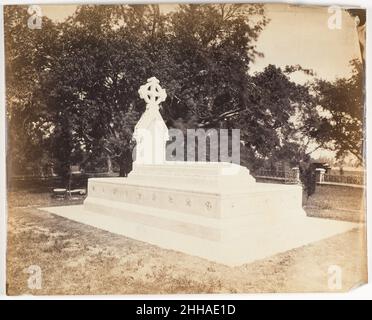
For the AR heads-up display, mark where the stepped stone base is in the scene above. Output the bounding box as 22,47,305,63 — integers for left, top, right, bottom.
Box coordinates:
40,162,358,266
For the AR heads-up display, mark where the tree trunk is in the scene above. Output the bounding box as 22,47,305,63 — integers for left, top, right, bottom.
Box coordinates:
107,155,113,174
119,150,133,177
119,163,127,177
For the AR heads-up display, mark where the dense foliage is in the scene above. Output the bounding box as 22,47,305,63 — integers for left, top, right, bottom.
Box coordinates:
5,4,364,189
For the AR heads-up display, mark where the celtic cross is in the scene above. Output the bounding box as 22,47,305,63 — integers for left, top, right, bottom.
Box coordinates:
138,77,167,110
134,77,169,164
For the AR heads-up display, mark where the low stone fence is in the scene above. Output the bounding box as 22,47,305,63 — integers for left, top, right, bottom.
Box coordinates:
315,168,364,188
8,172,119,191
254,167,365,188
253,167,300,184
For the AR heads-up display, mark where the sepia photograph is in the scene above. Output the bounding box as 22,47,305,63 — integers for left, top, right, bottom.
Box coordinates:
2,2,368,296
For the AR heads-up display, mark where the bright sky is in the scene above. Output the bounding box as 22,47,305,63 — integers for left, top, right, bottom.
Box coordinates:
250,4,361,83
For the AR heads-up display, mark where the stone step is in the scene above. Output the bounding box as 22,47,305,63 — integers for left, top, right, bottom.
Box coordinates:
86,178,305,219
84,196,313,242
40,204,359,266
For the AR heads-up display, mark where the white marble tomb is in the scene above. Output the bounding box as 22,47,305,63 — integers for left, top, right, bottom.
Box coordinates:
42,77,357,266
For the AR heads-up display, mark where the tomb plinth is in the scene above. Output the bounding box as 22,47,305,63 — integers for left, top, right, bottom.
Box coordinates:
84,162,303,221
42,77,357,266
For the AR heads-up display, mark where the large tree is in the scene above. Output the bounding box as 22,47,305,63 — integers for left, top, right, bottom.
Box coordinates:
36,4,273,176
5,3,337,181
309,59,364,164
4,6,59,176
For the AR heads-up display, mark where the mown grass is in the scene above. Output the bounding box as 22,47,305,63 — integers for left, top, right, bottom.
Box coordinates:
6,184,367,295
303,185,365,222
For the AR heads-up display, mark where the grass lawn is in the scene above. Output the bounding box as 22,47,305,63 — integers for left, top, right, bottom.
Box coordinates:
6,184,367,295
303,185,365,222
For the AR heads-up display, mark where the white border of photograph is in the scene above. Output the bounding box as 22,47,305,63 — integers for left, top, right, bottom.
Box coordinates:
0,0,370,300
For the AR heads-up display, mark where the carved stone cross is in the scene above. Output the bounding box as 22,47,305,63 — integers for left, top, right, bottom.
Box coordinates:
138,77,167,110
134,77,169,164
